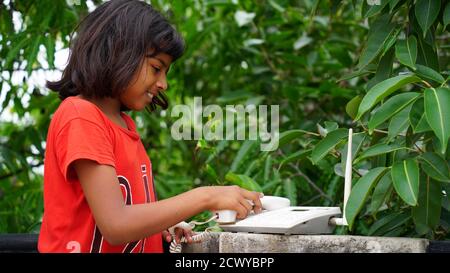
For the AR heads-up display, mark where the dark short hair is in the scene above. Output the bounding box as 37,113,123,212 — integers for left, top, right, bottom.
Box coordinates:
47,0,184,106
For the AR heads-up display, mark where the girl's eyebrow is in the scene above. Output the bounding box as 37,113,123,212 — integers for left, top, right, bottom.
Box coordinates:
153,57,167,68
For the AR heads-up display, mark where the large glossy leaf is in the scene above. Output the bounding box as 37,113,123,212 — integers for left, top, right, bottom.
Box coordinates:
340,133,366,173
345,167,388,230
412,176,442,233
279,149,311,169
225,172,262,192
355,75,421,121
415,64,445,84
263,129,306,153
444,2,450,28
395,36,417,69
357,15,396,70
424,87,450,154
415,0,441,37
338,64,376,81
368,92,420,133
366,47,395,90
389,0,402,12
355,143,406,163
368,212,411,236
416,34,440,71
387,105,411,142
364,0,390,18
369,171,393,214
418,152,450,183
346,95,362,119
392,159,420,206
310,128,348,164
409,97,432,133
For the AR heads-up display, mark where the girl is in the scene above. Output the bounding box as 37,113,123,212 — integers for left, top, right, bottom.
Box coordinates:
38,0,262,253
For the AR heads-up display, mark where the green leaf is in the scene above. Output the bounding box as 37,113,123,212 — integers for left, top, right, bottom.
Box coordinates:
45,36,55,69
395,36,417,69
355,74,421,121
412,176,442,233
415,64,445,84
416,34,440,71
310,128,348,164
204,164,218,182
364,0,390,18
345,167,388,230
341,133,366,173
324,121,339,132
415,0,441,37
418,152,450,183
225,172,263,192
26,36,42,75
268,0,285,12
230,140,258,172
381,28,400,57
368,92,420,133
424,87,450,154
369,171,393,214
279,149,311,169
392,159,420,206
357,15,396,70
387,105,411,142
263,155,272,182
368,212,411,236
283,178,297,206
355,143,406,163
366,47,395,90
262,129,306,153
389,0,402,12
338,65,376,81
346,95,362,120
444,2,450,28
4,35,30,69
409,97,432,133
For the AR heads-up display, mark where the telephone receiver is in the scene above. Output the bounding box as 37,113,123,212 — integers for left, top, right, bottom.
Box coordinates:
214,196,291,224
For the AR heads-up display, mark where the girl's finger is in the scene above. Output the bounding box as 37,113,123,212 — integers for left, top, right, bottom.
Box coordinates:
175,228,184,244
162,230,172,242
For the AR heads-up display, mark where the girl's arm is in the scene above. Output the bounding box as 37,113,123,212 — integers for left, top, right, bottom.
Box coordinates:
73,159,262,246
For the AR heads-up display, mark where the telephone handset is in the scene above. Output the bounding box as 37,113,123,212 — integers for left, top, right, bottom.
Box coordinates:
214,196,291,224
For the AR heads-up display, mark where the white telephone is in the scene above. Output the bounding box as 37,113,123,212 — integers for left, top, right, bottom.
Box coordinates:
169,128,354,252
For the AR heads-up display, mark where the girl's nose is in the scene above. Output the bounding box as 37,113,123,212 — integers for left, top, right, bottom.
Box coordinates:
156,76,168,91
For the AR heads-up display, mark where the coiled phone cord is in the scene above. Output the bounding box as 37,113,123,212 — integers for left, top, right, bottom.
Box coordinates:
168,215,218,253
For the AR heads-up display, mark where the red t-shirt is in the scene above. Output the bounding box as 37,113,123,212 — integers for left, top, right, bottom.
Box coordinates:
38,96,163,253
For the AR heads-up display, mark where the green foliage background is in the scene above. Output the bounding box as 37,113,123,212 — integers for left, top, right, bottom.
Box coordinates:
0,0,449,239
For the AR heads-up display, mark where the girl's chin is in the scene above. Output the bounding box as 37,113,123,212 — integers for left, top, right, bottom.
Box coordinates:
120,102,146,112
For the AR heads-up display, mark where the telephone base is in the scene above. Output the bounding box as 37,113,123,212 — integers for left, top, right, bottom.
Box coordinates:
220,206,341,235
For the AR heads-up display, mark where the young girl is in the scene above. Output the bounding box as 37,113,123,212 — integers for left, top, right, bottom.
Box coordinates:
38,0,262,253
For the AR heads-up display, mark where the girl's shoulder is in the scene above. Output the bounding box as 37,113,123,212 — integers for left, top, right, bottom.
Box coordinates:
52,96,107,130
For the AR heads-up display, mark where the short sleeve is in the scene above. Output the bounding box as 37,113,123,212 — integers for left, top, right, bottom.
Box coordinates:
55,118,116,181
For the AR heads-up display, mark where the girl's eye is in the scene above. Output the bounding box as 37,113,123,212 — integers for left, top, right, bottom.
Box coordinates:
152,66,161,74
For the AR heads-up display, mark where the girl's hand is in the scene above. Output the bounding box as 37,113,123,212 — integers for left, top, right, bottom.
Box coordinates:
203,186,263,220
162,228,197,244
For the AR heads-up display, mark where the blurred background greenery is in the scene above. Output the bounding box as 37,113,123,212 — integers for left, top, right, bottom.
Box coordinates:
0,0,449,239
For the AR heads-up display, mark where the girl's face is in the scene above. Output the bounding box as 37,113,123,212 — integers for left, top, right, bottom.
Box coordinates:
120,52,173,111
